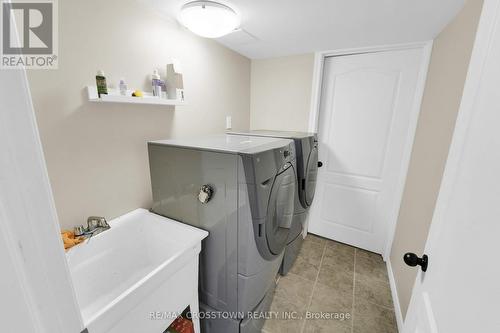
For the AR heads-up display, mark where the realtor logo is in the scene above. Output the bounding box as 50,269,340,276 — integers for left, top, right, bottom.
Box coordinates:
1,0,58,69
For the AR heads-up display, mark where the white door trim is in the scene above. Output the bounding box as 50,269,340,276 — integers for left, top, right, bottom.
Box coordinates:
1,8,82,331
308,41,433,260
387,259,405,331
0,66,84,332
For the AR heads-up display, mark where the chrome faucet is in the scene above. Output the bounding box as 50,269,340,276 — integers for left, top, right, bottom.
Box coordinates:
74,216,110,238
87,216,110,232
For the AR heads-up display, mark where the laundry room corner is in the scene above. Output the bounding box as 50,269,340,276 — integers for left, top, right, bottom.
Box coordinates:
26,0,252,231
250,54,316,132
3,0,497,332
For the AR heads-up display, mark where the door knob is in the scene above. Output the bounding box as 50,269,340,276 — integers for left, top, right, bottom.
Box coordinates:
403,252,428,272
317,161,323,168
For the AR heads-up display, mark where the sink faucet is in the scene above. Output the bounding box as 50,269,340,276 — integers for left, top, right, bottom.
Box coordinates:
87,216,110,232
74,216,110,238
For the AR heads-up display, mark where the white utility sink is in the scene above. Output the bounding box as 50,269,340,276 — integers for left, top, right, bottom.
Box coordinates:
66,208,208,333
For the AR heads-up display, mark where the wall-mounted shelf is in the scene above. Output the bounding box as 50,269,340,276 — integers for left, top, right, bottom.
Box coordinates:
86,86,185,106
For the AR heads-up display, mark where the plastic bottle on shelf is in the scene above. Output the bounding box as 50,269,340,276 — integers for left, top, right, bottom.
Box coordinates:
119,78,128,96
152,69,162,97
95,70,108,98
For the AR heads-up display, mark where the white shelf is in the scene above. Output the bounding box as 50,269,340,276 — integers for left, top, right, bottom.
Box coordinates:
86,86,185,106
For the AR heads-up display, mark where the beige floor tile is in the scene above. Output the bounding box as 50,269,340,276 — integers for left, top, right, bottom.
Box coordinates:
289,254,320,282
307,284,353,333
275,273,315,312
317,263,354,293
355,248,384,262
263,295,305,333
308,282,353,315
354,274,394,309
268,234,398,333
322,244,355,271
300,239,325,268
304,233,327,246
354,251,388,283
303,318,352,333
325,240,356,256
353,299,397,333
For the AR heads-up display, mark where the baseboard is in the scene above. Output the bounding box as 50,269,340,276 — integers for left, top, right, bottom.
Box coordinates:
386,259,404,332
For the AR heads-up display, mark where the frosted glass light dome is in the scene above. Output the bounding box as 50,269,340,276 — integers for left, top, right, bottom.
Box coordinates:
179,1,240,38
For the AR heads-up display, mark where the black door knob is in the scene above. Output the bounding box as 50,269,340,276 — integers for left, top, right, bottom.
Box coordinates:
317,161,323,168
403,252,428,272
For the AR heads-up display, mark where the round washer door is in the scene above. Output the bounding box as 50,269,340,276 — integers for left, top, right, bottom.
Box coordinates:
304,146,319,207
265,164,296,255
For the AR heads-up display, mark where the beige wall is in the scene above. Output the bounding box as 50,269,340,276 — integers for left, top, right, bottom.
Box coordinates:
28,0,250,230
250,54,314,131
389,0,483,317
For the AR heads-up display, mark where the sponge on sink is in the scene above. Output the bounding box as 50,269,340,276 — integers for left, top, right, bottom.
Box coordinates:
61,230,84,251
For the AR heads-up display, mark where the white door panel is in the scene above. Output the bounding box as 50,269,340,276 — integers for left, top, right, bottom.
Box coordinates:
326,69,399,178
405,1,500,332
320,184,377,233
412,293,438,333
309,48,428,253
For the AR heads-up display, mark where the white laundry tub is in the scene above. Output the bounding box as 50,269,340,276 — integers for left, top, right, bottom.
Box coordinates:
66,208,208,333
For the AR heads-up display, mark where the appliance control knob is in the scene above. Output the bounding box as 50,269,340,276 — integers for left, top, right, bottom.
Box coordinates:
283,150,290,158
198,185,214,204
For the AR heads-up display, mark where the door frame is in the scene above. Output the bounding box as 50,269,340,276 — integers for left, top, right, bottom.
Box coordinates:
0,50,85,333
1,6,83,330
0,68,85,332
404,0,497,331
307,41,434,260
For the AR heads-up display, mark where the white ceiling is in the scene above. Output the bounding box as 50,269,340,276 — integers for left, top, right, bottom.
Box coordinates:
150,0,466,59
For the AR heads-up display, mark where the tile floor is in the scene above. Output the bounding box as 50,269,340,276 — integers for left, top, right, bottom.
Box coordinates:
262,234,397,333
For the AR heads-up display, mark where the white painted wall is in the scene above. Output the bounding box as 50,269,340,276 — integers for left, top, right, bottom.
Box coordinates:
27,0,251,230
250,54,314,131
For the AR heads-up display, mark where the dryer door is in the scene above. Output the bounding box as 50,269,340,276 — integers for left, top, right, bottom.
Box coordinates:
265,163,296,255
304,145,319,207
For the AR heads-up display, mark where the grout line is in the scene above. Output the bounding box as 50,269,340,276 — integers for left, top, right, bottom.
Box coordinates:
363,299,396,311
286,271,316,284
300,241,327,333
351,249,357,333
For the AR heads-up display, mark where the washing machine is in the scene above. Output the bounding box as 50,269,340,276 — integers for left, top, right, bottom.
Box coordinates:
148,134,297,333
228,130,319,275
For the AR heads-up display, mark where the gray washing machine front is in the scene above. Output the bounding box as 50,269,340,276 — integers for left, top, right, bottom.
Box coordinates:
148,134,296,333
229,130,319,210
228,130,319,275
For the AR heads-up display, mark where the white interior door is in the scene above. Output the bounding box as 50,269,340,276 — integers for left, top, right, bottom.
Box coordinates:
405,1,500,332
309,47,429,254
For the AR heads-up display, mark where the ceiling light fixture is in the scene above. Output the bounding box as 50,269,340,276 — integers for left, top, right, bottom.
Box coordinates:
178,1,240,38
